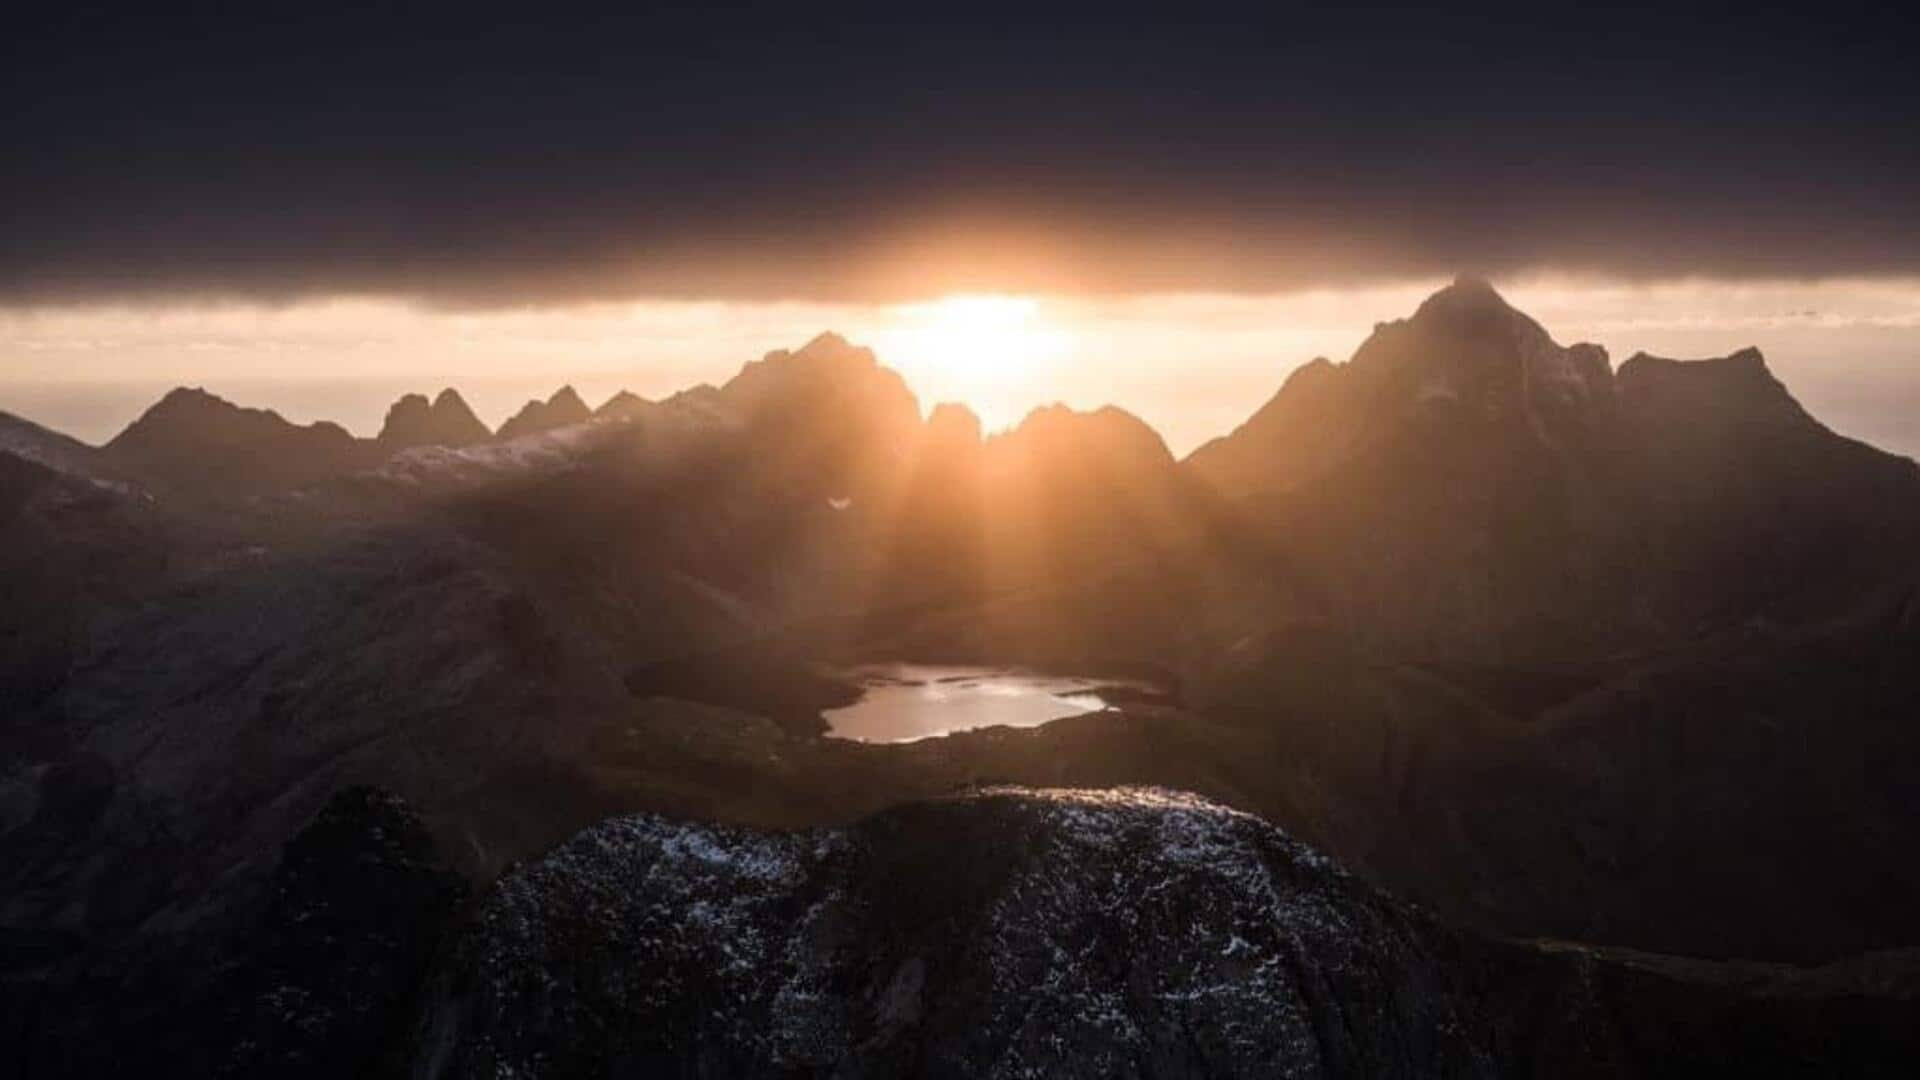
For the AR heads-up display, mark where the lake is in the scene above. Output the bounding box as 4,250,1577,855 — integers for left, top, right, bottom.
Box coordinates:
823,664,1131,743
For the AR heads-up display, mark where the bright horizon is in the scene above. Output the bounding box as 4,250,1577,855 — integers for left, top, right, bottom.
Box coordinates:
6,275,1920,459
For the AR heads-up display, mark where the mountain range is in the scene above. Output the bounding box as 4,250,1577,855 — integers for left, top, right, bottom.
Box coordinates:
3,278,1917,1074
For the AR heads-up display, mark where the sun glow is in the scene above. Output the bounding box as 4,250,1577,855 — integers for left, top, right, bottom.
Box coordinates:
869,294,1075,432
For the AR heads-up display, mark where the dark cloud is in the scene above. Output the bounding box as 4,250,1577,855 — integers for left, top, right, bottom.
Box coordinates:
6,3,1919,306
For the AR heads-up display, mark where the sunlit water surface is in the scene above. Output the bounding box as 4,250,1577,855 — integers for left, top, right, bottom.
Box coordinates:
823,664,1128,743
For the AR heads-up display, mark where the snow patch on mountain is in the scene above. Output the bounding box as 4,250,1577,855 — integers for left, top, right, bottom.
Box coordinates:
376,421,609,486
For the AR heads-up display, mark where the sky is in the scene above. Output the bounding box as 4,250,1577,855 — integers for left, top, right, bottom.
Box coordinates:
4,4,1919,456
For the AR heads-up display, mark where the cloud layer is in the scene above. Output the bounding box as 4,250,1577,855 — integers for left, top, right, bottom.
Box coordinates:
7,6,1920,306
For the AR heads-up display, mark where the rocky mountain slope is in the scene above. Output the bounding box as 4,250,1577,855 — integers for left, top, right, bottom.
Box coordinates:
416,787,1919,1078
0,409,109,480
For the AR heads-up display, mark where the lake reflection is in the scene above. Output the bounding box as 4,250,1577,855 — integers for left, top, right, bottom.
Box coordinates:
823,664,1122,743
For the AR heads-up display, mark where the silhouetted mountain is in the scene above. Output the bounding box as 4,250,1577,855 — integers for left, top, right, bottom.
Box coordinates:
495,384,592,440
716,331,923,495
377,387,491,449
100,386,380,498
976,404,1212,587
1191,277,1920,663
1189,276,1615,499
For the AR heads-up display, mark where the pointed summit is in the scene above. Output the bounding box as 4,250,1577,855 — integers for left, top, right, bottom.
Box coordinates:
497,386,593,441
380,388,491,449
1402,274,1535,336
1426,273,1504,306
1347,276,1611,422
1186,279,1615,498
797,330,859,356
595,390,652,422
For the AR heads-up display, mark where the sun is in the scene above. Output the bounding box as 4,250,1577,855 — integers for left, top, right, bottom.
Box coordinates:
871,294,1074,431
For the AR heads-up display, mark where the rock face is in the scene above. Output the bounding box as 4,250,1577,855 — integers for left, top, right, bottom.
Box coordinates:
416,788,1920,1078
495,385,592,441
378,389,491,449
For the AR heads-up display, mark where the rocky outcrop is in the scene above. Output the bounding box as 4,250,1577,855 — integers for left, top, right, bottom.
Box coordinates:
415,788,1920,1078
378,389,491,450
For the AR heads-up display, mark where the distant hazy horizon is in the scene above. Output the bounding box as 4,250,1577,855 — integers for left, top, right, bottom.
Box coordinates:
6,276,1919,460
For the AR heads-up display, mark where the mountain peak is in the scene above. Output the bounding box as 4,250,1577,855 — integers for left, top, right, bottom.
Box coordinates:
1002,403,1174,468
497,385,594,441
595,389,651,422
118,386,291,438
150,385,239,416
797,330,859,356
926,402,984,446
381,387,490,448
1411,274,1524,325
758,330,878,372
723,333,918,438
102,385,370,494
1189,282,1620,497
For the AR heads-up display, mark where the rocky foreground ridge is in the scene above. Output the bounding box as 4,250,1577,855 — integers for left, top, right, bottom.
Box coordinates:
412,787,1918,1078
16,785,1910,1076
